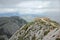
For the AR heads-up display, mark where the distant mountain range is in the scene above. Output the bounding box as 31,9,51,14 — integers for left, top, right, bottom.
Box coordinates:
0,13,46,22
0,12,20,17
0,12,60,23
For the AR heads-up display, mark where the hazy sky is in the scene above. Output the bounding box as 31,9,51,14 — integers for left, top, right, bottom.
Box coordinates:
0,0,60,23
0,0,60,14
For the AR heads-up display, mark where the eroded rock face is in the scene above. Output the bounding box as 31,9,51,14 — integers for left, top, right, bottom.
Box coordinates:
9,18,60,40
0,16,27,40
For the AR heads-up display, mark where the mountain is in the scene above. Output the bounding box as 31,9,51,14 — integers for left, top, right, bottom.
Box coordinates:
0,13,60,23
0,12,20,17
9,17,60,40
0,16,27,40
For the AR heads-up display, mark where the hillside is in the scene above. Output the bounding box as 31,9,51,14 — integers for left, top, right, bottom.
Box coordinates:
9,17,60,40
0,16,27,40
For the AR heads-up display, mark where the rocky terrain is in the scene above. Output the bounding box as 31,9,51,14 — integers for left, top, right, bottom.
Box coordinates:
0,16,27,40
9,17,60,40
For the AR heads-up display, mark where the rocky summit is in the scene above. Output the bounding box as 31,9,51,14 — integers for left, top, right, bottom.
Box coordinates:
9,18,60,40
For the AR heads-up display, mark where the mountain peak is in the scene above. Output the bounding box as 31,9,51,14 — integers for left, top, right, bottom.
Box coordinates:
9,17,60,40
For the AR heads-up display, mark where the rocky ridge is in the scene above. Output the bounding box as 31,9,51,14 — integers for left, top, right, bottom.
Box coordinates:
9,18,60,40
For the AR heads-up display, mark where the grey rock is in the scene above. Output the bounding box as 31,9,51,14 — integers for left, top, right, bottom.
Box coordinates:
9,18,60,40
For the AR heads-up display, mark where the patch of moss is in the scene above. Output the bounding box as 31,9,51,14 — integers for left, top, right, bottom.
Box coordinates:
56,38,60,40
22,22,34,31
44,30,50,36
18,37,23,40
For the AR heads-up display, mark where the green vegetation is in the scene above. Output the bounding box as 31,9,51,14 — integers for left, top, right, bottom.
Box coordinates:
22,22,34,31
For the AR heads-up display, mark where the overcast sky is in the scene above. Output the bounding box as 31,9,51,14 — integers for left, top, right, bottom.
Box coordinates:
0,0,60,23
0,0,60,14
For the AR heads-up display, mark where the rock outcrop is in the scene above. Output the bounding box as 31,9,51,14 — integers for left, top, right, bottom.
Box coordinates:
9,18,60,40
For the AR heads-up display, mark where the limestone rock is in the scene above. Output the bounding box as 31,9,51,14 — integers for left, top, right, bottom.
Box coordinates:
9,18,60,40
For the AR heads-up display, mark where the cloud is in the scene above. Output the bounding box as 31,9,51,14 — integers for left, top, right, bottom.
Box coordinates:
0,0,59,8
16,1,60,8
18,8,60,14
18,1,46,14
0,0,60,14
16,1,60,14
0,0,22,5
17,1,50,8
0,8,17,13
16,1,50,14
